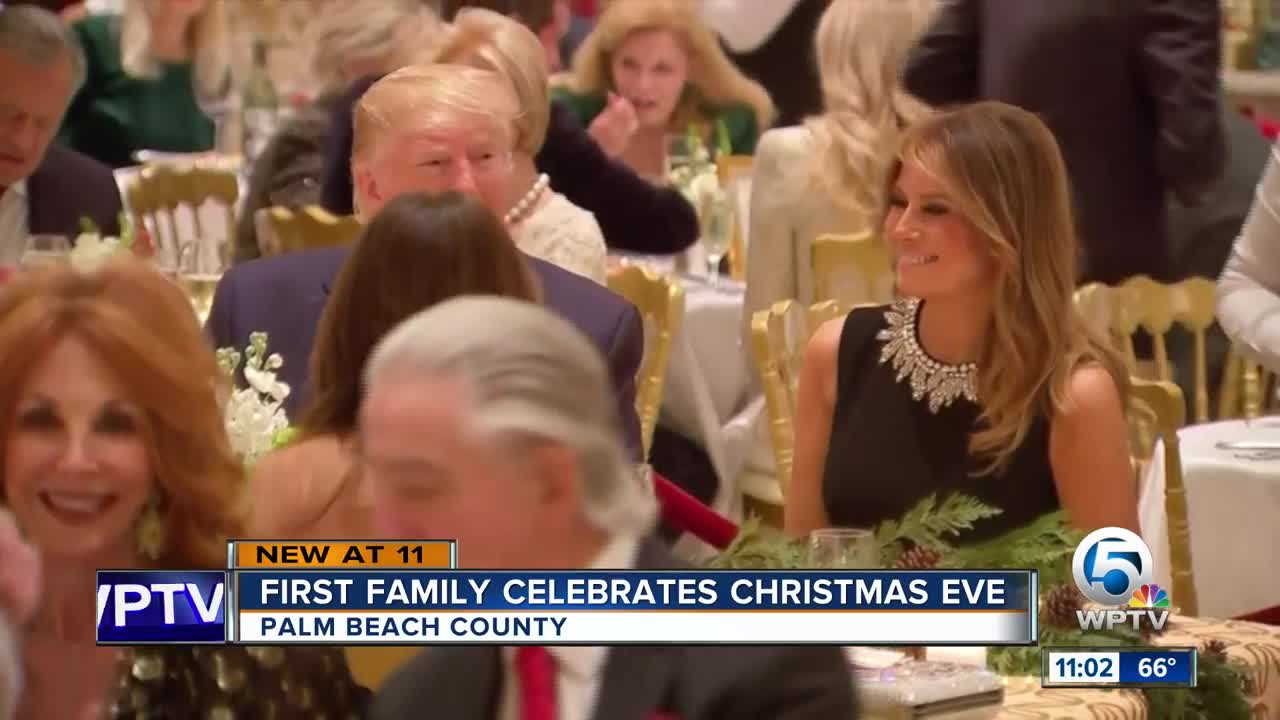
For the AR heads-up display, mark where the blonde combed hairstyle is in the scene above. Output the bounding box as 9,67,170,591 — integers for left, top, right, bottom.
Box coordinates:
352,63,520,164
434,7,550,155
806,0,936,218
121,0,229,102
565,0,775,132
307,0,444,95
884,102,1128,475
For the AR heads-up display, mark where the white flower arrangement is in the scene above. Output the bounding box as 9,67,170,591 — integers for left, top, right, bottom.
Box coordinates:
69,214,135,272
667,123,730,221
216,332,292,467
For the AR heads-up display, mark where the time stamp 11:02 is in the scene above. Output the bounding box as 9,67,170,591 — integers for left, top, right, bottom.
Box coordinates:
1042,647,1197,688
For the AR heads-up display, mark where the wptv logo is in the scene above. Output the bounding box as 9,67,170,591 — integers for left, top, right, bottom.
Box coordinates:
1072,527,1171,632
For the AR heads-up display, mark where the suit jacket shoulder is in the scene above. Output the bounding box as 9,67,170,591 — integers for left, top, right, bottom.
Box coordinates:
27,144,123,238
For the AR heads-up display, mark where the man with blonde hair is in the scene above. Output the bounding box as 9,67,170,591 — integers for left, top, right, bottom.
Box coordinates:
208,64,646,459
364,297,856,720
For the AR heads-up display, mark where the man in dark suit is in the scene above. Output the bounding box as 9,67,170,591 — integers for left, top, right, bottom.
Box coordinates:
360,297,856,720
902,0,1225,285
205,245,645,459
0,4,120,261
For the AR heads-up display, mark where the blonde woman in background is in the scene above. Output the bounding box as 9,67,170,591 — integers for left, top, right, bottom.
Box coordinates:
59,0,228,168
787,102,1138,542
552,0,774,178
435,7,607,282
743,0,934,344
235,0,444,261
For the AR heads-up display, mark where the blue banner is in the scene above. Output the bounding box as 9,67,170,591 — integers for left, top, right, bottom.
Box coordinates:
233,569,1033,612
1117,649,1196,686
96,570,227,644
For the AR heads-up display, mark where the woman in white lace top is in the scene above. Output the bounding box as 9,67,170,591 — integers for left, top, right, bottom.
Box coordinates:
435,8,607,284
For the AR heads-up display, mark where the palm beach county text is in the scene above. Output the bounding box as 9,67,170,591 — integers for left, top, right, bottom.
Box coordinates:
251,575,1007,640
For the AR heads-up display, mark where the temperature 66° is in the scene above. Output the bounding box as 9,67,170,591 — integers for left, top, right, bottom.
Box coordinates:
1139,657,1175,678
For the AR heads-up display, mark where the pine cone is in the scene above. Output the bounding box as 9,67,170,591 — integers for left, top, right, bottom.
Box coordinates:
1202,639,1230,660
894,545,942,569
1041,585,1085,628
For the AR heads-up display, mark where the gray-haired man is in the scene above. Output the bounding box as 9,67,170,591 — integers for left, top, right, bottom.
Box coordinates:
0,4,121,261
363,297,856,720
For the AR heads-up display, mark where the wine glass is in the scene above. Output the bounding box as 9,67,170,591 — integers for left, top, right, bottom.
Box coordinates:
665,133,695,178
20,234,71,268
700,190,733,287
808,528,877,569
173,242,227,324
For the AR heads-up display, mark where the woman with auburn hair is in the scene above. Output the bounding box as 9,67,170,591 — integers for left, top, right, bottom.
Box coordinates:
248,191,540,539
744,0,935,345
60,0,229,167
787,102,1138,541
553,0,775,178
0,258,365,717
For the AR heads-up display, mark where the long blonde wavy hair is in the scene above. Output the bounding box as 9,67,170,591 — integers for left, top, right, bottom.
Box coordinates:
883,102,1128,475
563,0,775,132
121,0,229,102
807,0,936,218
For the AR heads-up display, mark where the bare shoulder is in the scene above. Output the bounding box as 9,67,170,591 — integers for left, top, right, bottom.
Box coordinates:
805,316,846,366
248,436,351,536
1054,363,1127,434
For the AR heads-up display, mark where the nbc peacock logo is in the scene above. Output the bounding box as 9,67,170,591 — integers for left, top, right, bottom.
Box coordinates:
1129,584,1171,610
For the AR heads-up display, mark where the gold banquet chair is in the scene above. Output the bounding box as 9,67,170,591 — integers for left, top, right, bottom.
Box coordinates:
1128,378,1198,618
343,646,420,692
811,232,895,306
749,299,851,499
716,154,753,281
258,205,363,256
606,265,684,459
1075,276,1268,423
126,163,239,261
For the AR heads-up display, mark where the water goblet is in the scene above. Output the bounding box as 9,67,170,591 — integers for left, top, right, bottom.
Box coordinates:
808,528,878,569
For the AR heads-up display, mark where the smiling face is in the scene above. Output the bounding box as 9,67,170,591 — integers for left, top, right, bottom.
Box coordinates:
355,123,513,220
883,160,995,300
0,48,75,188
609,28,689,129
3,334,151,562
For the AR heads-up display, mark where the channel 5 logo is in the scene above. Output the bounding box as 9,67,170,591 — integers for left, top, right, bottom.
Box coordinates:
1072,527,1170,632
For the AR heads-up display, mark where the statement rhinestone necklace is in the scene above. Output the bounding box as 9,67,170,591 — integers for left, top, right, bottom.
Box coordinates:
876,297,978,413
504,173,550,225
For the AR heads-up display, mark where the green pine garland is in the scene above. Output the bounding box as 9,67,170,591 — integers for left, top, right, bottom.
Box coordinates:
707,493,1252,719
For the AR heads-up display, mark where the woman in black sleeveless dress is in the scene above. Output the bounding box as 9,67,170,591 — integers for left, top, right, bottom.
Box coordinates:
786,102,1140,542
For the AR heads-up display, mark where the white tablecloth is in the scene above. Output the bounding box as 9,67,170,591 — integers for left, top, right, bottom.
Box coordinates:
659,274,764,523
1139,418,1280,618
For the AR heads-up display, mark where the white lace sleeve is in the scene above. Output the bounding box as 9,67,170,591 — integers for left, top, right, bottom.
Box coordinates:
513,193,608,284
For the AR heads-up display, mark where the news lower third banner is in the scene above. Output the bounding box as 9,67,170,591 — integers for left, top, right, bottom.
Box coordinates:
98,567,1037,646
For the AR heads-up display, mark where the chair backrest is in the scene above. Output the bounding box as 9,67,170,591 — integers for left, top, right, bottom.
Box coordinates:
343,646,420,693
260,205,363,255
811,232,894,305
1128,378,1197,617
125,163,239,268
1075,276,1268,423
750,299,856,496
606,265,685,458
716,154,753,282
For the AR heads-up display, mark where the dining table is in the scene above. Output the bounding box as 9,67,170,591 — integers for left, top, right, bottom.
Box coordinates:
1139,417,1280,620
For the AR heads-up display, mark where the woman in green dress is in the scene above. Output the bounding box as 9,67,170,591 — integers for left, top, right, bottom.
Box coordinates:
59,0,229,168
551,0,774,180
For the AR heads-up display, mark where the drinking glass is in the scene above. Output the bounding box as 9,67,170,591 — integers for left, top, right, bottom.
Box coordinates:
173,241,228,324
20,234,71,268
808,528,878,569
665,133,695,177
700,190,733,287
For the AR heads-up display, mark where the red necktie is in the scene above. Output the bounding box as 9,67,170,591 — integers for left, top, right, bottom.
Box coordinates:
515,645,558,720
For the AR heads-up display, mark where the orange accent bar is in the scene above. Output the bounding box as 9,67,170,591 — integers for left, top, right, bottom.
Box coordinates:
231,541,454,568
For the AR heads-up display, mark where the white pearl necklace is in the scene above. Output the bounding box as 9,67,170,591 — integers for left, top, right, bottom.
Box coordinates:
504,173,551,225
